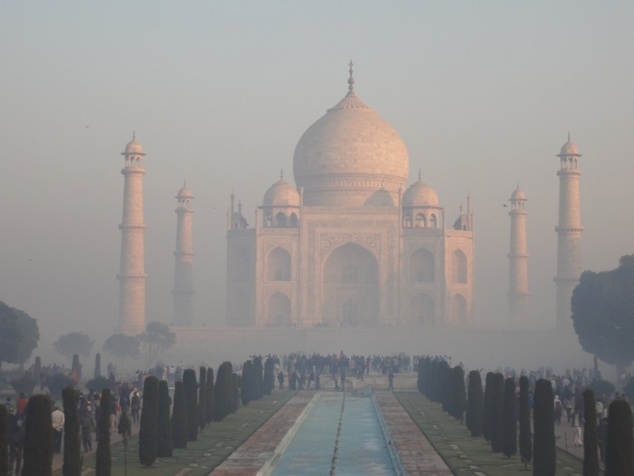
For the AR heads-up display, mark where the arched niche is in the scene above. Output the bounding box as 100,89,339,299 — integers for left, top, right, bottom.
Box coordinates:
267,247,291,281
410,248,435,282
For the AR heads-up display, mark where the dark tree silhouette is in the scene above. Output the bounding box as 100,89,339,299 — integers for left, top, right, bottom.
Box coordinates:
263,357,275,395
604,399,633,476
198,366,207,432
96,389,111,476
572,255,634,378
214,362,234,422
206,367,215,425
0,301,39,369
62,386,81,476
157,380,173,458
241,360,253,406
139,376,159,467
482,372,494,442
490,373,505,453
94,353,101,379
451,366,467,422
0,404,8,476
518,376,532,469
502,377,517,458
54,332,93,360
466,370,483,437
252,357,263,400
171,381,188,449
21,394,53,476
533,379,555,476
582,388,600,476
183,369,198,441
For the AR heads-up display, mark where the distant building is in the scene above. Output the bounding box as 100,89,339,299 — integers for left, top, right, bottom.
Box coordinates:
226,65,474,328
507,185,529,320
555,135,584,328
117,134,148,334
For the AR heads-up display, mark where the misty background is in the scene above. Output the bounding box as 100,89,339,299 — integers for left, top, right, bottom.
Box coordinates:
1,2,633,362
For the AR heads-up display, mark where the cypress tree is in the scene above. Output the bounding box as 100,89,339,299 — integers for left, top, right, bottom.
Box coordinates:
214,362,233,422
502,377,517,458
94,353,101,379
482,372,494,442
198,367,207,432
0,404,8,476
232,373,240,413
582,388,599,476
72,354,81,379
62,386,81,476
157,380,172,458
466,370,483,437
490,373,505,453
252,357,263,400
518,376,532,470
452,366,467,422
34,356,42,383
604,399,633,476
205,367,214,425
21,394,53,476
183,369,198,441
171,381,188,449
264,357,275,395
241,360,252,406
139,375,159,467
533,379,555,476
95,388,111,476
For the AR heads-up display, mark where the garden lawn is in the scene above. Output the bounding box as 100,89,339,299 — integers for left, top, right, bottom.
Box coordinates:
396,391,591,476
81,390,295,476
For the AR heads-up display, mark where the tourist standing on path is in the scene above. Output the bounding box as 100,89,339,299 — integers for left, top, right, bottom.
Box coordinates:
52,404,65,454
131,391,141,424
388,367,394,392
80,408,94,452
277,371,284,390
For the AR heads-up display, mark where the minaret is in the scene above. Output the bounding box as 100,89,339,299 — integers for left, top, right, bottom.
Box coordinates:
507,185,529,321
172,183,195,326
117,133,148,335
555,135,584,328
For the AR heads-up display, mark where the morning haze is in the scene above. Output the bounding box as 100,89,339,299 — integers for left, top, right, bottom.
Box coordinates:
1,2,633,371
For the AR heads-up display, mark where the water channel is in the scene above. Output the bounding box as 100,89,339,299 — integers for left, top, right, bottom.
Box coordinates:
267,390,404,476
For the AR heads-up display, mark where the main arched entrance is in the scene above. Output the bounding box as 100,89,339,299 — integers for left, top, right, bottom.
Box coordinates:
321,243,379,327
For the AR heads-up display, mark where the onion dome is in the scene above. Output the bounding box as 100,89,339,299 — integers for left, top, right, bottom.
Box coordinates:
177,182,193,199
293,62,409,206
263,177,300,207
558,134,581,157
403,178,439,207
122,132,145,155
510,184,526,201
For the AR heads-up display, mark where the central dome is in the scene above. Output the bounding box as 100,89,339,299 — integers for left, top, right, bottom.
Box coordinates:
293,86,409,206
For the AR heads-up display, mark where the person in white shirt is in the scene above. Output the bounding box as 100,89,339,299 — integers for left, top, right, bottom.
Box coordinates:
51,405,65,454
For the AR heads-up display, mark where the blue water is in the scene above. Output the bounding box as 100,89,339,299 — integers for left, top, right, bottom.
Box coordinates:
271,393,396,476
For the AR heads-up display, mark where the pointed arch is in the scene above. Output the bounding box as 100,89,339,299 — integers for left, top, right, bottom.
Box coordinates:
452,249,468,283
267,247,291,281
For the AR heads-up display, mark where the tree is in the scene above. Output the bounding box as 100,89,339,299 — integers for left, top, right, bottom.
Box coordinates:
171,381,188,449
0,404,8,476
572,255,634,377
96,389,112,476
183,369,198,442
94,353,101,379
252,357,263,400
103,334,140,362
604,399,633,476
62,387,81,476
21,394,53,476
624,376,634,402
198,367,207,432
518,376,532,470
582,388,600,476
451,366,467,422
138,322,175,366
214,362,233,422
0,301,39,369
466,370,483,437
490,373,505,454
264,357,275,395
54,332,94,361
206,367,215,425
482,372,494,442
157,380,173,458
71,354,81,380
502,377,517,458
139,376,159,467
533,379,555,476
241,360,253,407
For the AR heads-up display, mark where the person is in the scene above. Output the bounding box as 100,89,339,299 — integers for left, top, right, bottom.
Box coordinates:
130,391,141,424
554,395,563,424
80,409,94,452
388,366,394,392
15,393,28,416
52,405,65,454
598,417,608,463
8,409,25,476
277,371,285,390
572,411,583,446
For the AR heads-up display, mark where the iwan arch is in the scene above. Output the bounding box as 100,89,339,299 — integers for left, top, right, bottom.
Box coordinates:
227,65,474,328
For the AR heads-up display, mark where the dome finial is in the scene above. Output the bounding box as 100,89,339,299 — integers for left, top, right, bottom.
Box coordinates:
567,132,571,142
348,60,355,92
132,130,136,140
418,169,421,181
280,168,284,180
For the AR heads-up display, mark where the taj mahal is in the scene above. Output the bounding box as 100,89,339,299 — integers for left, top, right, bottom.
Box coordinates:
115,63,585,365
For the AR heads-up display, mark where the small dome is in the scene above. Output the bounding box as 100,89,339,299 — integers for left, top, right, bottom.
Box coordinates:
263,178,300,207
177,183,193,198
403,180,439,207
124,135,144,155
558,137,580,157
510,185,526,201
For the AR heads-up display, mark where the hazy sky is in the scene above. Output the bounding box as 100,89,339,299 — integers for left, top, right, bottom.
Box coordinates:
1,1,633,349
